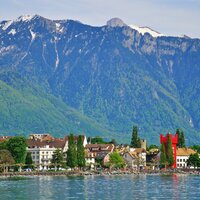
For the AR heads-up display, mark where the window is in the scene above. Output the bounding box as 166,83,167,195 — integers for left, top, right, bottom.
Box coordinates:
32,152,35,154
183,159,185,162
177,164,179,167
32,156,35,159
177,159,179,162
180,159,182,162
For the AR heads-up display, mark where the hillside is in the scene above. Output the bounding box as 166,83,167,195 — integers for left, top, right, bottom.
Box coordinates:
0,15,200,144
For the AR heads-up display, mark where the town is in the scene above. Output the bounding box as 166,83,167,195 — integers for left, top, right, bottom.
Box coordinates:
0,126,200,175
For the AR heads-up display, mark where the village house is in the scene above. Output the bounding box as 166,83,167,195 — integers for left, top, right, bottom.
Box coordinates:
85,144,115,168
176,148,196,169
123,148,146,170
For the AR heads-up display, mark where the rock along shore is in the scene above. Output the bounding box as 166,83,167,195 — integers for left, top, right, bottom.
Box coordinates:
0,169,200,177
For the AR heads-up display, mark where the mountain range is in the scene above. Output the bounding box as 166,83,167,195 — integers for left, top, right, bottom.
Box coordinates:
0,15,200,144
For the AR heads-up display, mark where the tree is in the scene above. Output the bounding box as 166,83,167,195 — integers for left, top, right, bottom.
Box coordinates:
176,129,185,148
190,145,200,154
77,135,85,168
51,149,64,170
160,143,166,168
66,134,77,168
109,152,125,169
0,141,8,150
0,150,15,172
6,136,27,164
109,139,117,146
91,136,107,144
166,134,174,167
180,131,185,147
25,152,33,166
187,153,200,168
130,126,141,148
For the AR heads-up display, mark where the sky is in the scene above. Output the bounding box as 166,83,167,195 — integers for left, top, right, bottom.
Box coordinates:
0,0,200,38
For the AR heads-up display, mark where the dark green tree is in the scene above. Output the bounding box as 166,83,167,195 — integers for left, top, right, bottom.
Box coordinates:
91,136,106,144
6,136,27,164
109,139,117,146
66,134,77,168
77,135,85,168
166,134,174,167
51,149,64,170
180,131,185,147
130,126,141,148
187,153,200,168
25,152,33,165
190,145,200,154
176,129,185,148
160,143,167,168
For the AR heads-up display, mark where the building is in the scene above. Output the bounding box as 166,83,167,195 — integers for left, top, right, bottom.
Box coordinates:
160,133,178,168
27,135,68,170
27,134,87,170
85,144,115,168
123,148,146,170
176,148,196,169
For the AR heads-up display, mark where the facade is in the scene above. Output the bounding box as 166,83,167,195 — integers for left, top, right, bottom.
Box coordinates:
27,135,68,170
85,144,114,168
160,133,178,168
27,134,87,170
123,148,146,170
176,148,196,169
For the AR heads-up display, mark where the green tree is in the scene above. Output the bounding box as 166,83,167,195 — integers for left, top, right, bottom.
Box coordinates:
91,136,107,144
130,126,141,148
77,135,85,168
66,134,77,168
6,136,27,164
166,134,174,167
176,129,185,148
0,141,8,150
109,152,125,169
51,149,64,170
187,153,200,168
25,152,33,165
0,149,15,172
180,131,185,147
160,143,167,168
190,145,200,154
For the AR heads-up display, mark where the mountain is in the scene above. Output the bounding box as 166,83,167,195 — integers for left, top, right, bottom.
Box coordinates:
0,15,200,144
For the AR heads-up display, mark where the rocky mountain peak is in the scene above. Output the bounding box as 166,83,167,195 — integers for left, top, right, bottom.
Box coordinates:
106,18,127,27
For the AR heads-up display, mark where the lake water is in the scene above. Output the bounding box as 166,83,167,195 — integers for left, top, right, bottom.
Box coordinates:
0,174,199,199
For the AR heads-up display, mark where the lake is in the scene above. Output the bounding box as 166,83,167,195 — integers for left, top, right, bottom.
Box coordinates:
0,174,199,199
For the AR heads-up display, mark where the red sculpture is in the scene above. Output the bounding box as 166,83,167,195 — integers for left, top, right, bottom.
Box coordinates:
160,133,178,168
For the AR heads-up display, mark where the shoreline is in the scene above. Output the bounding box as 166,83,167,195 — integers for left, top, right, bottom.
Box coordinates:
0,169,200,178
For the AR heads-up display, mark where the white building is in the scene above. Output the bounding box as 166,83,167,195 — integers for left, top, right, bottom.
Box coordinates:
176,148,196,169
27,134,87,170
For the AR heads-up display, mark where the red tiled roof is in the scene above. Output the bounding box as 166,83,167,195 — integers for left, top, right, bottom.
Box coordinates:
27,138,66,149
85,144,114,152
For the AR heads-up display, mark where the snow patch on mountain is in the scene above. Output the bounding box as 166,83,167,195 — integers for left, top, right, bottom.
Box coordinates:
30,30,36,41
129,25,164,37
8,29,16,35
17,15,34,22
2,20,13,30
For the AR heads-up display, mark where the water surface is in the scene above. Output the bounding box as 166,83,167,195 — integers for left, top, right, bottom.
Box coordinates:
0,174,199,199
